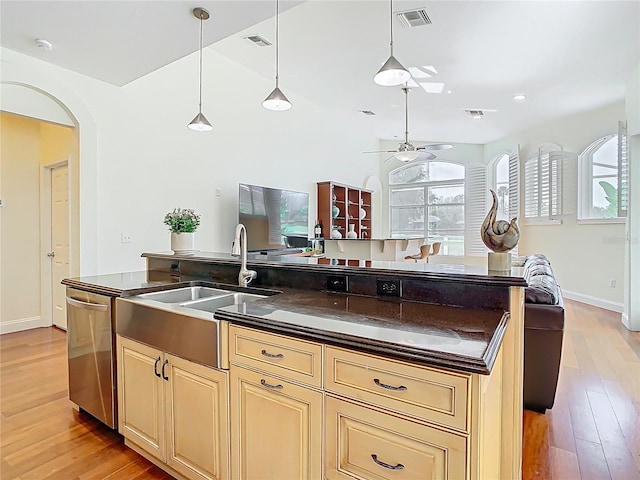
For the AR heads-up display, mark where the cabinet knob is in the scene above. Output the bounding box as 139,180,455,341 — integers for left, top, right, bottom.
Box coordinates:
47,252,55,258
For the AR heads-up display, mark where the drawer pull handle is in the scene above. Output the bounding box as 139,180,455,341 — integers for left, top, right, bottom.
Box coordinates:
373,378,407,391
153,356,161,378
260,379,283,390
261,349,284,359
371,454,405,470
161,359,169,381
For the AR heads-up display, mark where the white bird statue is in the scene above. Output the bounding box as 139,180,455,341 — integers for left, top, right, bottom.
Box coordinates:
481,189,520,253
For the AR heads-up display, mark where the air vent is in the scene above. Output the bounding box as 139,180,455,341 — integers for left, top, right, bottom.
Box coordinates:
466,110,484,119
396,9,432,28
360,110,376,116
243,35,272,47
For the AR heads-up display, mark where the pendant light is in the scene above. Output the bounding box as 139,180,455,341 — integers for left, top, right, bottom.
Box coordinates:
374,0,410,87
263,0,291,111
188,7,213,132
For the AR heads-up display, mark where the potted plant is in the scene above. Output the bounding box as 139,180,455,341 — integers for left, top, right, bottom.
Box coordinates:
164,208,200,254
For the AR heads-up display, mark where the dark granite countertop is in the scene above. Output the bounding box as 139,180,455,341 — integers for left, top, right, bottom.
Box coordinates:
62,269,509,374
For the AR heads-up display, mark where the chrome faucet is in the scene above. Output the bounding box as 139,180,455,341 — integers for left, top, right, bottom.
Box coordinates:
231,224,257,287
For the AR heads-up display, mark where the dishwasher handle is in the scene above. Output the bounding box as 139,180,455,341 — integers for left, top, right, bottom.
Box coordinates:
66,296,109,312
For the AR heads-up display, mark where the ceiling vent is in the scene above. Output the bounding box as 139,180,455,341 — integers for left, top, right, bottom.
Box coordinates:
360,110,376,116
466,110,484,119
396,9,432,28
244,35,272,47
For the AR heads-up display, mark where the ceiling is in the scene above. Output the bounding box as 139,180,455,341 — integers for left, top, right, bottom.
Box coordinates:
1,0,639,144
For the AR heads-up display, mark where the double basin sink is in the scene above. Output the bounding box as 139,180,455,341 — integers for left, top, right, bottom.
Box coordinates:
116,284,276,369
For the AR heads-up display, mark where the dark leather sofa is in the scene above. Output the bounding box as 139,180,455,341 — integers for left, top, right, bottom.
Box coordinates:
523,254,565,413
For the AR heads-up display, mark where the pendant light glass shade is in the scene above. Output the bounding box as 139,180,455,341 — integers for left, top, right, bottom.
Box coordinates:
264,0,291,111
188,7,213,132
395,150,420,162
263,86,291,111
374,0,410,87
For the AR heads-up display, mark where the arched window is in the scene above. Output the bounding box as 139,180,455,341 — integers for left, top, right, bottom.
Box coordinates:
389,161,465,255
578,133,626,220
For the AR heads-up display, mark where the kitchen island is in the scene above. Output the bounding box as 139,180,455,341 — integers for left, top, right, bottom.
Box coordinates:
64,251,527,480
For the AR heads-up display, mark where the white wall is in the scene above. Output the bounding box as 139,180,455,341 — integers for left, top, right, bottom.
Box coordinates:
623,64,639,330
1,47,380,275
0,83,75,126
485,102,627,309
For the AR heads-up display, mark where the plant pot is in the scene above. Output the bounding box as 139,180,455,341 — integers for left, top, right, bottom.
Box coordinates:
171,232,195,255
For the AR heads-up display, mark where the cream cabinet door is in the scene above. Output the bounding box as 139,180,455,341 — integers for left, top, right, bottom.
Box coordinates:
325,395,467,480
165,353,229,480
117,336,165,461
230,365,322,480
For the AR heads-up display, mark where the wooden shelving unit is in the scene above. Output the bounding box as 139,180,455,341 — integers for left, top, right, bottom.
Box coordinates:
317,181,372,239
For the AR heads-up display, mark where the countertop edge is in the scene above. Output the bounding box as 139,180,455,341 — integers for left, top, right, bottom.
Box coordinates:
214,309,506,375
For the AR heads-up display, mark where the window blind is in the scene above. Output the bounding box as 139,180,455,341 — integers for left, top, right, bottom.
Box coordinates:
508,148,519,255
465,164,488,256
618,120,628,217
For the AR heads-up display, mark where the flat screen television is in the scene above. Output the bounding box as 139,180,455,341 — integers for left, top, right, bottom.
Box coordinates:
238,183,309,252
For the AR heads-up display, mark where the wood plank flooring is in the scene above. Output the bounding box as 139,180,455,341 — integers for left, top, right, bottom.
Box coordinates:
523,300,640,480
1,299,638,479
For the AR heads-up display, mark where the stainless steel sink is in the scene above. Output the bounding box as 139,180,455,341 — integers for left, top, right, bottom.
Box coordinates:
116,285,275,369
138,286,231,303
181,292,266,313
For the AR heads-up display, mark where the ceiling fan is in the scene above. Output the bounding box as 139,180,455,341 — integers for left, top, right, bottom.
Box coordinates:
365,87,452,162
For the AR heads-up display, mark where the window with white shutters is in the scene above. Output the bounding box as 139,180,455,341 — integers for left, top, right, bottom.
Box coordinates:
524,144,573,223
490,148,520,254
578,124,626,221
465,164,488,256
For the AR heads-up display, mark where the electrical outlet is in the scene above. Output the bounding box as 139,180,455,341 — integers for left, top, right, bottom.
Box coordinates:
609,278,616,288
121,233,133,244
377,278,401,297
326,275,347,292
215,187,222,197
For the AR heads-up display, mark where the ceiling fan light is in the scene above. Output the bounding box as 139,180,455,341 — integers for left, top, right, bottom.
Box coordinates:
188,112,213,131
263,86,292,111
395,150,420,162
374,55,411,86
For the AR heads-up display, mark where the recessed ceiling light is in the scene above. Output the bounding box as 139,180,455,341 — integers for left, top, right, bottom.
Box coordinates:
35,38,53,51
447,90,453,94
513,94,526,102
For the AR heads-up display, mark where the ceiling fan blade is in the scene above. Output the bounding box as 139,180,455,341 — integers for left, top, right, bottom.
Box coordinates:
417,144,453,151
417,151,437,160
363,150,396,154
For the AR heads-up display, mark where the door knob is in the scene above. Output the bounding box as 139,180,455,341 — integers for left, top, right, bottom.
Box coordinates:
47,252,55,257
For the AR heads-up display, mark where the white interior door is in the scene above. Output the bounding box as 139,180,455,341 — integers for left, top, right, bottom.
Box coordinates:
51,164,69,329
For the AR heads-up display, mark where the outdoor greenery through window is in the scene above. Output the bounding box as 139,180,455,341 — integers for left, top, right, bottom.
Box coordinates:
578,134,625,220
389,162,465,255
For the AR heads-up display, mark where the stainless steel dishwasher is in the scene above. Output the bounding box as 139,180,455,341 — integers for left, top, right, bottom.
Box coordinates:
66,287,116,428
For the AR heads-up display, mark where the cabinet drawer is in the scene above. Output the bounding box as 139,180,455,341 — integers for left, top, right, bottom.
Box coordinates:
229,325,323,388
325,395,466,480
325,346,469,431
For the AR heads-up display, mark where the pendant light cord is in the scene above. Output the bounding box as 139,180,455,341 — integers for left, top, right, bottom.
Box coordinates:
404,87,410,144
198,11,204,112
275,0,280,87
389,0,394,56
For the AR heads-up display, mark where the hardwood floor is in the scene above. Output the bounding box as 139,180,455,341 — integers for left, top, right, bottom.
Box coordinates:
0,327,172,480
1,300,638,479
523,300,640,480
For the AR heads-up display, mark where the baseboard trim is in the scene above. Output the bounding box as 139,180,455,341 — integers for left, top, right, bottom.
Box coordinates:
622,312,630,329
562,290,624,313
0,316,48,335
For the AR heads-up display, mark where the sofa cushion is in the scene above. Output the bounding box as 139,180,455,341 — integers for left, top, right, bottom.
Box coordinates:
525,273,560,305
